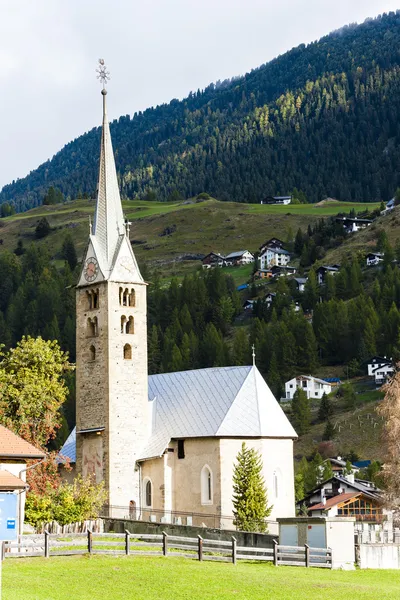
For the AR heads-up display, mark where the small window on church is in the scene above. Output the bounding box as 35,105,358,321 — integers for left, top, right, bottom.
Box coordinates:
89,345,96,361
126,316,134,334
93,289,99,309
119,287,123,306
177,440,185,459
128,288,136,307
201,465,213,505
87,317,98,337
123,288,129,306
124,344,132,360
121,315,127,334
86,291,93,310
144,479,152,508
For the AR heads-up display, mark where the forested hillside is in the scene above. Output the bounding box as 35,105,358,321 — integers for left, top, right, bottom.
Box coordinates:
2,12,400,212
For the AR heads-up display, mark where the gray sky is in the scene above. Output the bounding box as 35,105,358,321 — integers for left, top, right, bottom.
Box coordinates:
0,0,399,189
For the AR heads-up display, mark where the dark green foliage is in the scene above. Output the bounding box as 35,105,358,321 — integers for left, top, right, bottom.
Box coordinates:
0,202,15,218
43,187,64,205
232,442,272,532
5,14,400,212
322,420,335,441
318,393,333,422
291,387,311,435
35,217,51,239
61,234,78,271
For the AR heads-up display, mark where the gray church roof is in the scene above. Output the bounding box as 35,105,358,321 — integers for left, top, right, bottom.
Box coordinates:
60,365,297,463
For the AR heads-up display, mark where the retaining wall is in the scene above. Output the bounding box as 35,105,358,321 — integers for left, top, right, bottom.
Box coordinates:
357,543,400,569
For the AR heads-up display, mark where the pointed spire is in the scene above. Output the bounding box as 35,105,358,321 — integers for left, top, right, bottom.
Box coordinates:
92,60,125,269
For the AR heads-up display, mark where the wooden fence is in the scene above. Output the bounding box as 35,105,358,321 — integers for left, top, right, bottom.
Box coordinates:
2,533,332,568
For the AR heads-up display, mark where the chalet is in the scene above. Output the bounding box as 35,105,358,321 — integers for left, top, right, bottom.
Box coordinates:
366,252,384,267
271,265,296,277
224,250,254,266
381,198,396,216
261,196,292,205
373,363,395,385
254,269,273,280
335,217,373,234
325,457,358,478
259,238,285,254
202,252,226,268
366,356,392,377
260,247,291,269
316,265,340,285
0,425,45,536
293,277,307,292
300,475,383,523
284,375,332,401
265,292,276,307
243,299,255,311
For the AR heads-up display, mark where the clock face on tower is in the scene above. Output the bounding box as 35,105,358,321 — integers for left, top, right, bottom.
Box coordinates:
84,257,99,282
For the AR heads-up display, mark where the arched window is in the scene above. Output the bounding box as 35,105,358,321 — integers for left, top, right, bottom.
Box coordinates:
119,287,123,306
89,345,96,361
93,289,99,309
121,315,127,334
201,465,213,505
126,316,134,334
124,344,132,360
123,288,129,306
143,479,152,508
86,289,99,310
87,317,98,337
128,288,136,307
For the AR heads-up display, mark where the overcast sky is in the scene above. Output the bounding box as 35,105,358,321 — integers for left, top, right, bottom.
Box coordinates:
0,0,399,190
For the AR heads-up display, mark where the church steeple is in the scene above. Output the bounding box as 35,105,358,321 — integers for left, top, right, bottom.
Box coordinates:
78,59,143,287
92,85,125,269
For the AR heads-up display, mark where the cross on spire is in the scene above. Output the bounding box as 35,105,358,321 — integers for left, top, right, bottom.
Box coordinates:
252,344,256,366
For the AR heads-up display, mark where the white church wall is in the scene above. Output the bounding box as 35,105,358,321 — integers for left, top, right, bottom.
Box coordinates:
219,438,295,522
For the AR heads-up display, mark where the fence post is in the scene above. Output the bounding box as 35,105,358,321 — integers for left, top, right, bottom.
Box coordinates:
87,530,93,554
162,531,168,557
125,530,130,556
305,543,310,568
231,536,237,565
1,541,5,561
44,531,49,558
273,539,278,566
197,535,203,562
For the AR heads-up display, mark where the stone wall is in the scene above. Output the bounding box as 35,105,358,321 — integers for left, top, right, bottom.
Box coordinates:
104,517,276,548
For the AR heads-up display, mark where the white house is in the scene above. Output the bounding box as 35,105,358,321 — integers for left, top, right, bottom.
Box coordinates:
224,250,254,266
261,196,292,205
373,364,395,385
294,277,307,292
284,375,332,401
316,265,340,285
366,252,384,267
366,356,392,377
260,247,291,269
336,217,373,234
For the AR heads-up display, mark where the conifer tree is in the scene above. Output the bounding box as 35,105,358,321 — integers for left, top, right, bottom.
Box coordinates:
266,352,281,398
318,392,333,422
232,442,272,532
322,420,335,441
291,387,311,435
322,459,333,481
61,234,78,271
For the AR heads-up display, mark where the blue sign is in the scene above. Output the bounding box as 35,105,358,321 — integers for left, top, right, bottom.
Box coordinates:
0,493,18,541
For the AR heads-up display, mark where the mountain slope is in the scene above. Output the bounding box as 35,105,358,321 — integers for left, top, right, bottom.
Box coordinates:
2,12,400,211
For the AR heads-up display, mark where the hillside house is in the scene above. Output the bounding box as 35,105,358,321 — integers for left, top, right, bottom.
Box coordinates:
293,277,307,292
254,269,273,280
284,375,332,401
316,265,340,285
366,356,392,377
259,238,285,254
271,265,296,277
366,252,384,267
202,252,226,268
381,198,395,215
224,250,254,266
300,475,383,523
243,299,255,311
0,425,45,536
260,246,291,269
335,217,373,234
261,196,292,205
325,457,358,478
265,292,276,307
373,363,395,385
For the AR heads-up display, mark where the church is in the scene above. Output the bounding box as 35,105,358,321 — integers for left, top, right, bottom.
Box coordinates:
61,73,297,528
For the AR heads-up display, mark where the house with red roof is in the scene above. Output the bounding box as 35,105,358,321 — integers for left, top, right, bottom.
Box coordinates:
0,425,45,535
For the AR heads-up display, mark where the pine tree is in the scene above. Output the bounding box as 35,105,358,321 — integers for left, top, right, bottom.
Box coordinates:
322,420,335,441
232,328,249,366
266,352,281,399
148,325,161,374
322,459,333,480
318,392,333,422
61,234,78,271
291,387,311,435
232,442,272,532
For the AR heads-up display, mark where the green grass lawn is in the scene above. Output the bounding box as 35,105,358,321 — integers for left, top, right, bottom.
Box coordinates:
4,555,400,600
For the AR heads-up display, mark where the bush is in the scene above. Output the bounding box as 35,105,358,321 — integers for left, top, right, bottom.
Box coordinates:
35,217,51,239
196,192,211,200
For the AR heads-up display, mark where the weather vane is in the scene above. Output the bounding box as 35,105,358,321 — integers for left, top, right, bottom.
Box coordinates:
96,58,110,90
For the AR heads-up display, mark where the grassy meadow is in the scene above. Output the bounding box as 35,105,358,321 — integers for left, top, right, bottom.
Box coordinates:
4,555,400,600
0,198,381,281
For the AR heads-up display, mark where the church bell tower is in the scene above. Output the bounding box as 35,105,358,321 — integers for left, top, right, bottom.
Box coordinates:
75,60,148,511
